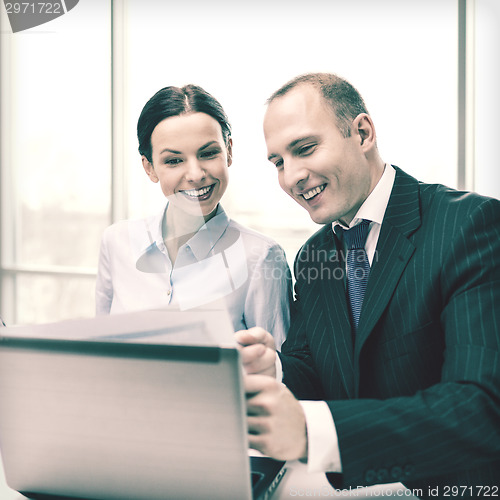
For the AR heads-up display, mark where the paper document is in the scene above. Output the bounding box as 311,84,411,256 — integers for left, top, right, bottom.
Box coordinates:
0,305,236,348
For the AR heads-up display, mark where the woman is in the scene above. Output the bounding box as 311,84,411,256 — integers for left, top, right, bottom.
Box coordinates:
96,84,291,348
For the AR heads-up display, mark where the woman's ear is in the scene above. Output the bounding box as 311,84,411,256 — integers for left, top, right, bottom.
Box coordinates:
353,113,376,151
226,138,233,167
142,156,159,183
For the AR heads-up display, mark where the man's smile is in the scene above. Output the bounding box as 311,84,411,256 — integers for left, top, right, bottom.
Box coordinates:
300,184,326,201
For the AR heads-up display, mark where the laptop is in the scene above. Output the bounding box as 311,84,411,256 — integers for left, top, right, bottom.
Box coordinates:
0,309,286,500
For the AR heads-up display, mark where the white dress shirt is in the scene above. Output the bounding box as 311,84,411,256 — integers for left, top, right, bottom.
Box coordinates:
297,164,396,472
96,204,292,349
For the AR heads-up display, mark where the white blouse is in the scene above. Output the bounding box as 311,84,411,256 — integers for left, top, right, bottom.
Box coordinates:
95,205,291,349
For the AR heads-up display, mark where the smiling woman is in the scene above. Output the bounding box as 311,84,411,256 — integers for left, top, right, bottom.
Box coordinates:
95,84,292,349
138,87,231,262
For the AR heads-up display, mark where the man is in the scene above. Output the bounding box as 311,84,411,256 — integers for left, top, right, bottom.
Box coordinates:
237,73,500,497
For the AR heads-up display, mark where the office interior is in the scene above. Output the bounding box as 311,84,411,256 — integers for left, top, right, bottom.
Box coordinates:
0,0,499,325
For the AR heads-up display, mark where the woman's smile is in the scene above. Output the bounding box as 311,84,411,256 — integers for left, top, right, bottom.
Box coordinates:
179,183,216,202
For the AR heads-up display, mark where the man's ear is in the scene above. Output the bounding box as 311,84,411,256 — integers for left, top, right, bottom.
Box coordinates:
226,137,233,167
142,156,159,183
353,113,376,151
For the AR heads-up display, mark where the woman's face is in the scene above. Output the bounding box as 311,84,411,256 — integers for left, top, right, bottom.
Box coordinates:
143,112,231,220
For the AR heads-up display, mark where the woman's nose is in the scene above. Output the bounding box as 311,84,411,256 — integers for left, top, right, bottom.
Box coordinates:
185,159,206,183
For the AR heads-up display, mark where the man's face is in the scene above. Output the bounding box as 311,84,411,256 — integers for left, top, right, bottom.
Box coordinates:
264,85,375,226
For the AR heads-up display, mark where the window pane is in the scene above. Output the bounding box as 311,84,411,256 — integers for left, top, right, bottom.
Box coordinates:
15,274,96,325
474,0,500,199
1,0,112,269
1,1,111,324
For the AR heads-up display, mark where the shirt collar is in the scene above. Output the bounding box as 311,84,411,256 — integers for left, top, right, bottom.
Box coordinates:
332,163,396,231
150,202,230,261
183,205,230,261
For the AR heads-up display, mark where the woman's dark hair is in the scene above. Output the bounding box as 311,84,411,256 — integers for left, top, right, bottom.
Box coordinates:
137,84,232,163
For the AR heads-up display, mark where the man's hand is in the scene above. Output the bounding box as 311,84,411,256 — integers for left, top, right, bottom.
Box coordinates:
245,374,307,461
235,327,277,378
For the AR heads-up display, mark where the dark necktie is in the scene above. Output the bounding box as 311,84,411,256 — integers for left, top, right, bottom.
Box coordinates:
340,219,371,331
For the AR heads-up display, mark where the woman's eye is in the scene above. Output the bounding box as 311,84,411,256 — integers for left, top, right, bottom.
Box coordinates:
164,157,182,165
200,149,219,159
273,159,283,169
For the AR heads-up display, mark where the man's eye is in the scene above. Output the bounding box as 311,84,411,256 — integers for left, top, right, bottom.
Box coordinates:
273,159,283,169
298,144,316,156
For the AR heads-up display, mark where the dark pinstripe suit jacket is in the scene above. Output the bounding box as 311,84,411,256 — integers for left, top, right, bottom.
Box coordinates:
280,167,500,495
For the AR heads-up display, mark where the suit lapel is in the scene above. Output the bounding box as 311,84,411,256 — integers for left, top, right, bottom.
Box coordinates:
318,226,356,398
354,168,421,363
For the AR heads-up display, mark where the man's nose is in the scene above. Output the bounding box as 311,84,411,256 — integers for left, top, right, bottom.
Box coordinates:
282,159,308,190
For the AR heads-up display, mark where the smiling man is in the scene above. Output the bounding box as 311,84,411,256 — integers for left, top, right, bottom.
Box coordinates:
265,81,381,227
237,73,500,498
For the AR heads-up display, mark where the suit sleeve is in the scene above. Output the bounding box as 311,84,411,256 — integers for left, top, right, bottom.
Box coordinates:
328,197,500,488
280,244,327,400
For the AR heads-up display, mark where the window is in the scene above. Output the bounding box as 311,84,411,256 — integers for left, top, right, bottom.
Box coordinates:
2,0,489,325
473,0,500,198
0,0,111,324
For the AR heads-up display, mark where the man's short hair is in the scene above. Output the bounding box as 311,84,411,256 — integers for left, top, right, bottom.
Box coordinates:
267,73,369,138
